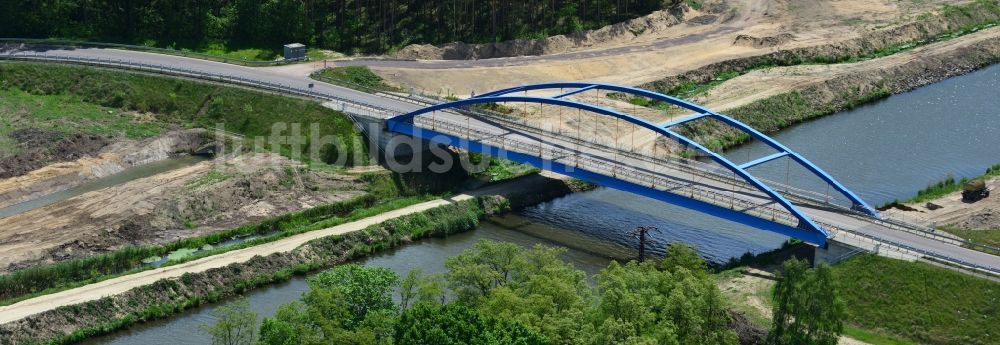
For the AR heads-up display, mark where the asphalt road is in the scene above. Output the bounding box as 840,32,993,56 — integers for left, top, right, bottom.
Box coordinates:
394,107,1000,274
1,45,997,274
332,24,743,70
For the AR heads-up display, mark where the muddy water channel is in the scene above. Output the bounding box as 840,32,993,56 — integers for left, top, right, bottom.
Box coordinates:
85,65,1000,344
0,156,208,219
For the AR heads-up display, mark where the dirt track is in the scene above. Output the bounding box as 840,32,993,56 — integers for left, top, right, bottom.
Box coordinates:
357,0,968,95
0,172,564,325
696,24,1000,112
0,151,366,272
886,176,1000,230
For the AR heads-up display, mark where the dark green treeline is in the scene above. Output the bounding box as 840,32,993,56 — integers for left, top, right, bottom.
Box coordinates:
1,0,668,54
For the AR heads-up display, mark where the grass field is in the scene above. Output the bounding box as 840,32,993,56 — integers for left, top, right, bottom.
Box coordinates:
832,254,1000,345
140,41,327,63
0,61,365,165
939,226,1000,247
311,66,402,92
0,88,165,143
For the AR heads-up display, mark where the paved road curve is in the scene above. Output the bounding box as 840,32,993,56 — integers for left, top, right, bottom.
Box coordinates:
1,45,997,274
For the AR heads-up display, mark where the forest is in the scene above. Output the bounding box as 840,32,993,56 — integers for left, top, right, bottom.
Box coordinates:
1,0,672,54
203,241,844,345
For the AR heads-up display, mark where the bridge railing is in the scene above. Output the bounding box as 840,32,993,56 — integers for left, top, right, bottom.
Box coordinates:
6,51,995,273
413,115,1000,275
821,221,1000,275
419,104,1000,254
412,116,804,230
0,38,305,66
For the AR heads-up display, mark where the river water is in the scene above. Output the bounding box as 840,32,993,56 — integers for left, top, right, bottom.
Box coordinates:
84,64,1000,344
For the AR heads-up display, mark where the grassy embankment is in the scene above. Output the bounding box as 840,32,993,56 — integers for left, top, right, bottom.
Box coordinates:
0,61,539,307
1,179,584,345
719,252,1000,345
311,66,403,93
884,163,1000,206
0,88,166,150
0,61,367,165
833,254,999,345
880,163,1000,250
939,226,1000,249
625,0,1000,150
160,41,328,62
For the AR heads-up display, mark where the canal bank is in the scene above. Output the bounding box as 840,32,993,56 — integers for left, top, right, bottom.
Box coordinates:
2,22,999,343
49,60,1000,345
0,173,589,344
78,220,617,345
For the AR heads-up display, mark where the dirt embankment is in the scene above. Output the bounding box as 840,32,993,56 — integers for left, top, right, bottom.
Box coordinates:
656,8,1000,146
393,2,728,60
0,174,586,345
0,152,366,273
885,176,1000,231
643,3,1000,94
0,128,109,179
0,129,209,210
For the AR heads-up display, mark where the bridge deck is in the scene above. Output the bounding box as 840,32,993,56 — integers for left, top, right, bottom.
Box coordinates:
4,45,998,275
392,108,1000,274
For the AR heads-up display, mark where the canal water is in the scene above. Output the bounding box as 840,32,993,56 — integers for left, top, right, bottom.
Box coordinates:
0,155,208,219
85,64,1000,344
80,221,615,345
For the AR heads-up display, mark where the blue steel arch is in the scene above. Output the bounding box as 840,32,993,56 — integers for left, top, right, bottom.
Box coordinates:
477,82,879,219
386,83,880,246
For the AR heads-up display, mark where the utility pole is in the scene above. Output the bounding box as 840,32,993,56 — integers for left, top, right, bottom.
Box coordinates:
628,225,658,262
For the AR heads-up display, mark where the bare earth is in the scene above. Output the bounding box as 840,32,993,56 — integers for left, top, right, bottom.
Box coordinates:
0,173,566,325
718,267,873,345
0,151,366,272
363,0,967,95
885,176,1000,230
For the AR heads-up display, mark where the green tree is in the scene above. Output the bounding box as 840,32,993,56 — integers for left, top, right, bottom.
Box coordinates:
307,263,399,325
259,265,400,345
200,297,258,345
399,269,421,310
258,301,324,345
768,259,845,345
661,242,709,276
394,303,547,345
595,256,737,345
445,240,525,302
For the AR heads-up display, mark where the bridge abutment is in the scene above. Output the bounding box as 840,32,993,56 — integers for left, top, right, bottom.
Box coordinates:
813,239,861,266
350,114,432,160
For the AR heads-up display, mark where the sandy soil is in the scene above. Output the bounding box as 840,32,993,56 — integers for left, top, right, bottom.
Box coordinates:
0,129,208,209
693,24,1000,112
884,176,1000,230
0,173,569,325
368,0,965,95
718,267,873,345
0,153,365,272
441,18,1000,162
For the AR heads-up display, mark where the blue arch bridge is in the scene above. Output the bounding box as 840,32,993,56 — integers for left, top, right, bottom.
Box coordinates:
357,82,997,274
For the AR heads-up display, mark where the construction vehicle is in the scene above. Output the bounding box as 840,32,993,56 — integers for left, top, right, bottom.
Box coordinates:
962,179,989,202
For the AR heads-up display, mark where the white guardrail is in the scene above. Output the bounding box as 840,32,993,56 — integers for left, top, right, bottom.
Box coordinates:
3,52,997,276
